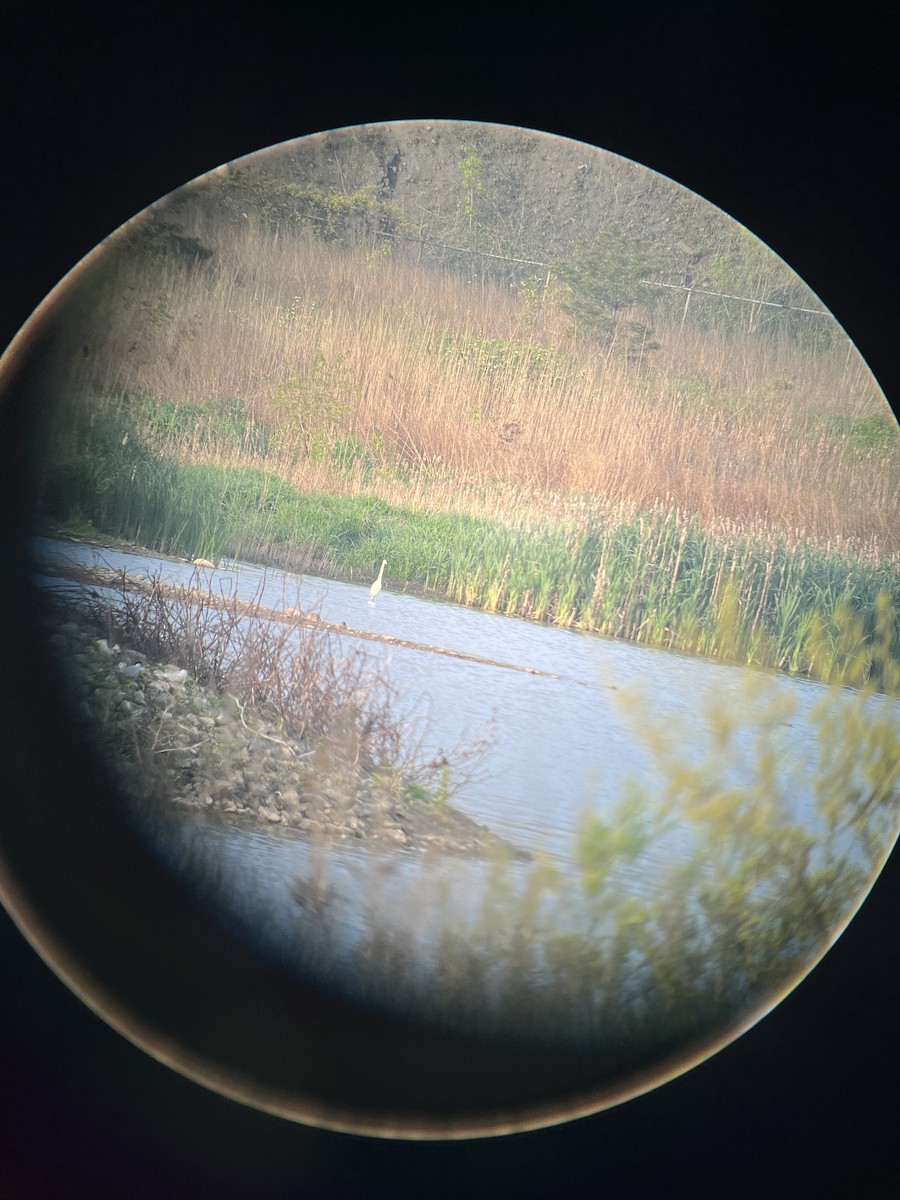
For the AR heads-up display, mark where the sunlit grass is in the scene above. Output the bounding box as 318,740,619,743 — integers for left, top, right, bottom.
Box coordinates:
36,217,899,556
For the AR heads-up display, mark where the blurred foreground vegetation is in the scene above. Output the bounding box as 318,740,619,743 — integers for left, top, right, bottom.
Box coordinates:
165,598,899,1068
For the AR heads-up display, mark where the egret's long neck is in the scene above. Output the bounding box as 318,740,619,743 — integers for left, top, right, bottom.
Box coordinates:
378,561,386,583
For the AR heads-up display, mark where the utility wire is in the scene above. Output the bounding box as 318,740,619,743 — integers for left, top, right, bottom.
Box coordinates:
371,229,831,317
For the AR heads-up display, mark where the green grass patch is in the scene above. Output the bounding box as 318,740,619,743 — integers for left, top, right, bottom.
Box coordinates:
825,410,900,455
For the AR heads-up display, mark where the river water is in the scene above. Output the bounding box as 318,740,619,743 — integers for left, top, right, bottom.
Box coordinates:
31,537,900,1028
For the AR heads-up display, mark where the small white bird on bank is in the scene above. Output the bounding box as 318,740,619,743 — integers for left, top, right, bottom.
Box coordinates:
369,559,387,606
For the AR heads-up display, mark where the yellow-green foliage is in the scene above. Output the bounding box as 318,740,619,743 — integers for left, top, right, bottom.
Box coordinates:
338,605,900,1052
215,170,406,244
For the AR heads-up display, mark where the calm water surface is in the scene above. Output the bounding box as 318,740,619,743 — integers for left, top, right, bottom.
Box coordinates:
32,537,898,993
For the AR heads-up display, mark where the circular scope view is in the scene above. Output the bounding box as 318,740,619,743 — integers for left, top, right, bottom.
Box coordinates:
2,119,898,1136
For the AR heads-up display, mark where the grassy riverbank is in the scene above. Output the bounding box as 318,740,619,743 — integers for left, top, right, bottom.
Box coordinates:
29,216,900,689
38,415,900,690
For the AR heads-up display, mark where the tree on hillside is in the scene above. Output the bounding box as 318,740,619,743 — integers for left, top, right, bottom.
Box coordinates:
693,227,831,345
555,227,663,349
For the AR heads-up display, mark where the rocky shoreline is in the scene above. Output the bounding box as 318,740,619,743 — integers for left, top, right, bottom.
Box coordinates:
45,606,531,862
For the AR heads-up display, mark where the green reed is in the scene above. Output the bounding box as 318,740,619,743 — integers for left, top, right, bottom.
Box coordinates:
37,408,900,691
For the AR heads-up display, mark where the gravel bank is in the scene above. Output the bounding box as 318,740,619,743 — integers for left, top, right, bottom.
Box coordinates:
45,607,530,862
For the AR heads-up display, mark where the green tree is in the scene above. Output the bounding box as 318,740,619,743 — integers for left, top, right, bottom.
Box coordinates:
698,227,831,344
556,227,662,348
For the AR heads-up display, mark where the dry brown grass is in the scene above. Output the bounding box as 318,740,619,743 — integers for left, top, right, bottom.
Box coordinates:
61,216,898,558
76,568,493,796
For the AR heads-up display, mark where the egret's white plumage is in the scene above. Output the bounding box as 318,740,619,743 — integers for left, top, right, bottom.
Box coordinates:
369,559,387,605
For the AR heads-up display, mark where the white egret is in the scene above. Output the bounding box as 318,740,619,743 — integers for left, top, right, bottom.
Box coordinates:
369,559,387,606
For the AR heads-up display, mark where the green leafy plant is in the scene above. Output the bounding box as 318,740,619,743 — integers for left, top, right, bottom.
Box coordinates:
266,353,358,459
435,330,576,382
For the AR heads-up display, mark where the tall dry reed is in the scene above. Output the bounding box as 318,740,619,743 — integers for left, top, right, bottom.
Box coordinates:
48,216,899,558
